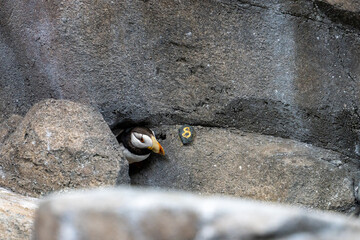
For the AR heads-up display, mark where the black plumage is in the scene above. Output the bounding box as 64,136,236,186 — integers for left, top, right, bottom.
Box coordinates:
110,118,153,156
110,118,164,164
110,118,149,137
118,127,152,156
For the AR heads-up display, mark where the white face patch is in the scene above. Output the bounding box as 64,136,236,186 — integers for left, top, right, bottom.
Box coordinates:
131,133,153,149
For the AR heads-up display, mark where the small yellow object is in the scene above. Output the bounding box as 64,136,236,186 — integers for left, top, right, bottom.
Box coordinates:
179,125,195,145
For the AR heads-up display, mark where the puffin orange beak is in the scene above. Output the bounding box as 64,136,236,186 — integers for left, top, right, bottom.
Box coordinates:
148,136,165,155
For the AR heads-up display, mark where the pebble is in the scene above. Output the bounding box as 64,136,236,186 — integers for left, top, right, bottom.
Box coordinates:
178,125,195,145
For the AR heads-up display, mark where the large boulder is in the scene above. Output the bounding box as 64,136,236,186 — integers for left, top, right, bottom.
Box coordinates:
34,187,360,240
131,125,360,213
0,187,38,240
0,0,360,159
0,99,129,197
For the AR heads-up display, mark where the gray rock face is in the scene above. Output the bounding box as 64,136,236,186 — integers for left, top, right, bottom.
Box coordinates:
315,0,360,31
0,187,38,240
317,0,360,12
0,99,129,197
0,0,360,159
131,125,360,213
34,187,360,240
0,114,22,146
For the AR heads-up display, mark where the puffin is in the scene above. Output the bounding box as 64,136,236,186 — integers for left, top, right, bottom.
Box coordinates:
110,119,165,163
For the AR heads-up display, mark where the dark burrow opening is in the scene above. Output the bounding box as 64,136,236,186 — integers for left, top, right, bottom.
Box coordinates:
109,118,167,184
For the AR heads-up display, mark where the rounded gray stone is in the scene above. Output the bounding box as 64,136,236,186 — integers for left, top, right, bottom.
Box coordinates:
178,125,195,145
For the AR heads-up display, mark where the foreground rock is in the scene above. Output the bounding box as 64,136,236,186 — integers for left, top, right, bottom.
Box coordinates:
0,99,129,197
0,187,38,240
132,125,360,213
34,187,360,240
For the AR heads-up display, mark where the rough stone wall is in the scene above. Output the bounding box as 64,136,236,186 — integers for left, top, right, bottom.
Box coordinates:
318,0,360,12
1,1,360,237
0,0,360,159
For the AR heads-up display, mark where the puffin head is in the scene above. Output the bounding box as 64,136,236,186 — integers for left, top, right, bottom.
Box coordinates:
130,127,165,155
110,119,165,163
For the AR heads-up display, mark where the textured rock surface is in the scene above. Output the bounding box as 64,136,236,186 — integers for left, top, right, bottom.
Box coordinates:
34,187,360,240
0,187,38,240
0,114,22,146
317,0,360,12
131,125,360,213
0,99,129,197
0,0,360,159
315,0,360,31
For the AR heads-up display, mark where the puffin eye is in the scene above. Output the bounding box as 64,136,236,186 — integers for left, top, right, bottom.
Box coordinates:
140,137,145,143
